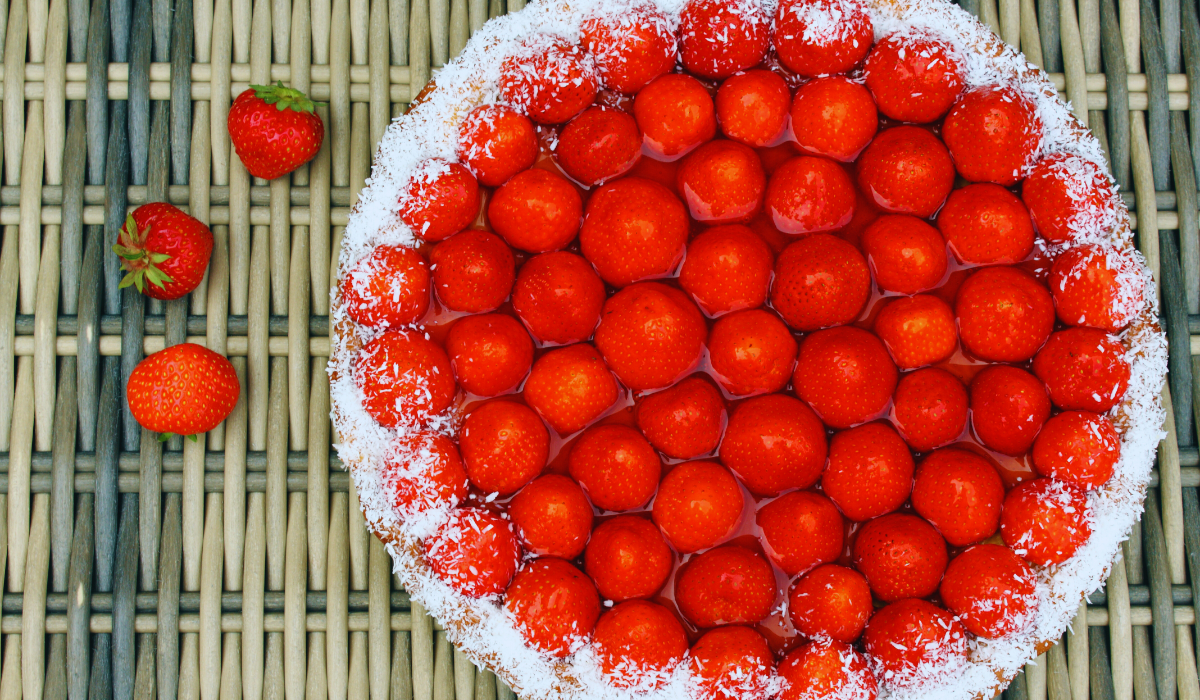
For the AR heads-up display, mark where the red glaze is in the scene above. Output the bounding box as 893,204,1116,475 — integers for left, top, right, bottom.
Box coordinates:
523,343,619,435
757,490,844,576
852,513,948,601
446,314,533,397
585,516,674,601
770,233,871,332
594,283,707,391
354,330,455,428
569,424,663,512
892,367,970,452
873,294,958,369
652,461,746,553
822,422,915,521
794,326,899,429
720,394,828,496
399,160,480,242
955,266,1055,362
911,448,1005,546
679,224,774,317
424,507,520,598
856,125,955,218
765,156,856,235
674,545,777,627
635,376,728,459
459,400,549,495
508,475,595,558
790,76,879,162
429,230,515,313
580,177,689,287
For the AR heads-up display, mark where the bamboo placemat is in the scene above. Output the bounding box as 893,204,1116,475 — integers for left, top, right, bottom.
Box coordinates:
0,0,1196,697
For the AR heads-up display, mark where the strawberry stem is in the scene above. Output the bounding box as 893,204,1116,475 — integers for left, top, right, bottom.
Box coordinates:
250,81,320,113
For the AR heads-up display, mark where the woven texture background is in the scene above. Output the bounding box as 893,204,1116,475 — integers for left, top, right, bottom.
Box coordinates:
0,0,1196,697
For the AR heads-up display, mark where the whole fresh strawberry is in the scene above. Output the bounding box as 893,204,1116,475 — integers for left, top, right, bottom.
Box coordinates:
127,342,240,440
228,82,324,180
113,202,214,300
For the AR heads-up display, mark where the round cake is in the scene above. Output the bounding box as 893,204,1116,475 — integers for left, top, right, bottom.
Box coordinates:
328,1,1170,698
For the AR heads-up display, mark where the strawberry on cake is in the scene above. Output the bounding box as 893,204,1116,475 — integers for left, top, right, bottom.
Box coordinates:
329,0,1168,699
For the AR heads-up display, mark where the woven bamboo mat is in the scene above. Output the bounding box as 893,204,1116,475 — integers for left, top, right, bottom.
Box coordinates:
0,0,1196,697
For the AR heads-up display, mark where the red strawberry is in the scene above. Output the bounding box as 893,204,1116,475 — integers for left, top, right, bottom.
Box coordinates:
424,507,520,598
634,73,718,159
512,251,606,346
569,424,662,512
652,461,745,553
721,394,828,496
774,0,874,77
822,422,915,521
912,448,1004,546
114,203,214,301
556,106,642,186
1049,243,1145,332
861,215,948,294
1032,328,1131,411
459,400,548,495
771,234,871,332
126,342,239,439
942,85,1042,185
1022,153,1116,243
765,156,856,234
778,640,878,700
679,224,775,317
678,0,771,79
955,266,1055,362
688,626,775,700
594,283,706,391
675,545,777,627
970,365,1051,455
940,544,1038,638
585,515,674,601
399,160,480,242
856,125,955,218
677,140,767,223
717,70,792,147
635,376,727,459
873,294,958,369
523,343,618,435
936,183,1035,265
852,513,948,601
757,490,844,575
580,177,689,287
508,475,594,558
864,33,964,123
1000,477,1091,565
862,599,969,688
227,82,324,180
445,314,533,397
499,35,597,124
592,600,689,689
708,310,799,396
580,4,677,93
790,76,879,162
788,564,874,643
1032,410,1120,489
794,326,899,429
504,557,601,657
429,230,515,313
891,367,969,452
488,168,583,253
354,330,456,428
340,245,431,328
383,432,469,514
456,104,538,187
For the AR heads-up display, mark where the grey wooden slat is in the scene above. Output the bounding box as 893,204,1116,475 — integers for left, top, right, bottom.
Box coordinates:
1162,0,1182,70
1087,584,1199,605
152,0,171,62
138,428,161,591
1,587,416,614
1140,0,1172,189
1100,0,1132,187
128,0,153,187
86,0,111,188
103,102,129,317
51,359,80,592
1160,229,1194,443
133,632,156,699
1005,667,1031,700
1091,629,1117,700
76,223,103,451
1183,487,1200,669
89,633,113,700
157,493,182,700
1183,0,1200,184
95,357,121,593
67,494,95,700
1040,0,1065,71
45,634,68,700
119,290,145,452
13,312,332,336
1171,112,1200,318
113,494,139,699
959,0,982,17
61,103,87,317
1144,496,1178,700
170,0,193,186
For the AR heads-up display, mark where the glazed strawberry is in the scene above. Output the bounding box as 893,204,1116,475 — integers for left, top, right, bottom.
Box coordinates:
399,160,480,242
508,475,594,558
678,0,771,79
499,35,597,124
1032,410,1120,489
635,73,718,159
569,424,662,511
505,557,601,656
892,367,969,452
580,4,677,93
652,461,745,553
676,545,777,628
227,82,324,179
556,107,642,186
592,600,688,689
114,203,214,300
677,140,767,222
856,126,955,218
955,266,1055,362
679,225,774,316
940,544,1038,638
771,234,870,331
757,490,844,575
423,507,520,597
942,85,1042,185
936,183,1036,265
862,599,968,689
512,251,605,345
709,310,799,396
720,394,828,496
384,432,469,513
635,376,727,459
488,168,583,253
127,342,239,438
852,513,948,601
580,177,688,287
446,314,533,397
1032,328,1130,411
354,330,455,428
788,564,874,643
459,400,549,495
874,295,958,369
774,0,874,76
912,448,1004,545
585,516,674,601
429,230,515,312
970,365,1051,455
523,343,618,434
794,326,899,429
862,215,948,294
340,245,430,328
1022,154,1116,243
765,156,856,234
778,640,878,700
790,77,879,162
457,104,539,187
594,283,706,390
864,33,963,123
717,70,791,147
822,422,915,521
688,626,774,700
1049,244,1145,332
1000,478,1091,565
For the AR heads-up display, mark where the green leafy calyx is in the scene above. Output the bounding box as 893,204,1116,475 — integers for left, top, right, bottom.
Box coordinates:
113,213,175,294
251,81,318,113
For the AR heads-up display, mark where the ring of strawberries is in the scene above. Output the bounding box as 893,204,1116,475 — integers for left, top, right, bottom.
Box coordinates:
332,0,1164,698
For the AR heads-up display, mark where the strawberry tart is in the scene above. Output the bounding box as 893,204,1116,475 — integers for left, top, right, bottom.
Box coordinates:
329,0,1169,698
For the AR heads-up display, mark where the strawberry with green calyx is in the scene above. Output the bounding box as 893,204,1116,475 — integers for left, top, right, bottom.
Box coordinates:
228,81,325,180
127,342,240,442
114,202,214,300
